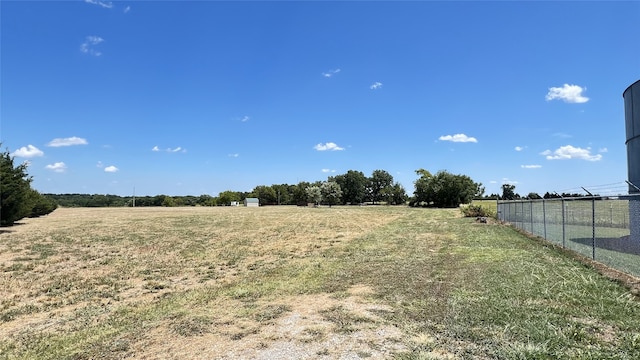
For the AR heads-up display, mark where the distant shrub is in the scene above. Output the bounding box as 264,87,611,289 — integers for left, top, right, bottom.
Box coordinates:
460,204,495,218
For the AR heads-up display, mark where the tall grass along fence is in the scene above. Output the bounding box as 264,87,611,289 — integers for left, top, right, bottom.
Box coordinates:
497,195,640,278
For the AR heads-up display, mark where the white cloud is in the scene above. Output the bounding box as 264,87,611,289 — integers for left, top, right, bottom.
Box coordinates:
540,145,602,161
370,82,383,90
12,145,44,158
515,146,524,152
241,116,250,122
599,147,608,153
45,162,67,173
521,164,542,169
552,132,573,139
502,178,519,185
124,5,131,13
322,69,341,78
228,153,239,158
80,36,104,56
314,142,345,151
438,134,478,143
47,136,88,147
153,145,186,153
104,165,119,173
545,84,589,104
85,0,113,9
321,169,337,173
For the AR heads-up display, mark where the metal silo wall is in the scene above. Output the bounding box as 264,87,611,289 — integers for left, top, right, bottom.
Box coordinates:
624,80,640,243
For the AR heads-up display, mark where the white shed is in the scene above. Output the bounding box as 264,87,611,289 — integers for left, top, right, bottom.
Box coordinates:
244,198,259,207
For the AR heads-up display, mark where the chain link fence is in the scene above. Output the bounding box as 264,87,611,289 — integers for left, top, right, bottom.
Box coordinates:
497,195,640,278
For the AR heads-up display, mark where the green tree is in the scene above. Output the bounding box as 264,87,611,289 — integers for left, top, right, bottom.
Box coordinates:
28,189,58,217
271,184,293,205
367,169,394,204
320,181,343,207
412,169,433,206
218,190,241,205
305,185,322,205
501,184,516,200
332,170,367,205
196,194,217,206
527,192,542,200
413,170,483,208
161,195,175,207
292,181,311,205
249,185,277,205
387,182,408,205
1,147,34,226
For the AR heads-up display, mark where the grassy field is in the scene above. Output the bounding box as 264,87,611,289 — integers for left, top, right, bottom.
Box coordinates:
1,206,640,359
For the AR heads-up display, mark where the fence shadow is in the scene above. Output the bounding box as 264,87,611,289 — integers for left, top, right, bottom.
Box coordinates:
571,236,640,256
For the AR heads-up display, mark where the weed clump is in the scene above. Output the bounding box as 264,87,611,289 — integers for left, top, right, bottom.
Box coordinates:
460,204,495,218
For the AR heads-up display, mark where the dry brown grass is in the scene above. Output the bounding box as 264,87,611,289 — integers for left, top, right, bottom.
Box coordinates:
4,206,639,359
0,206,408,359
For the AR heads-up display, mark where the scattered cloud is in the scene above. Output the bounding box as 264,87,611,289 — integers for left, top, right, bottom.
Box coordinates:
322,69,341,78
45,162,67,173
104,165,119,173
22,160,32,167
241,116,250,122
438,134,478,143
47,136,88,147
521,164,542,169
314,142,345,151
540,145,602,161
545,84,589,104
515,146,524,152
321,169,337,173
599,147,608,153
502,178,519,185
96,161,104,168
12,145,44,158
552,132,573,139
85,0,113,9
80,36,104,56
228,153,239,158
370,82,383,90
124,5,131,13
153,146,186,153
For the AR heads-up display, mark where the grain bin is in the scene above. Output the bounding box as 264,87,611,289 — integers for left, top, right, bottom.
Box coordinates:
624,80,640,242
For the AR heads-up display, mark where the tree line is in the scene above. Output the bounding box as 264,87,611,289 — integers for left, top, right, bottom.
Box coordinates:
490,184,592,201
2,144,487,226
43,168,485,208
45,169,412,208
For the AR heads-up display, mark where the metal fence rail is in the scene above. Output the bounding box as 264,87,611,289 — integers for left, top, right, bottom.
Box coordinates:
497,196,640,278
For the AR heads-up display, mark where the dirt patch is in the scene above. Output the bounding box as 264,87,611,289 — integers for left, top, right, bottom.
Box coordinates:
126,288,406,359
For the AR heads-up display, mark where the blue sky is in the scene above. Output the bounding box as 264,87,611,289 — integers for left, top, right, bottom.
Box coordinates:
2,1,639,197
